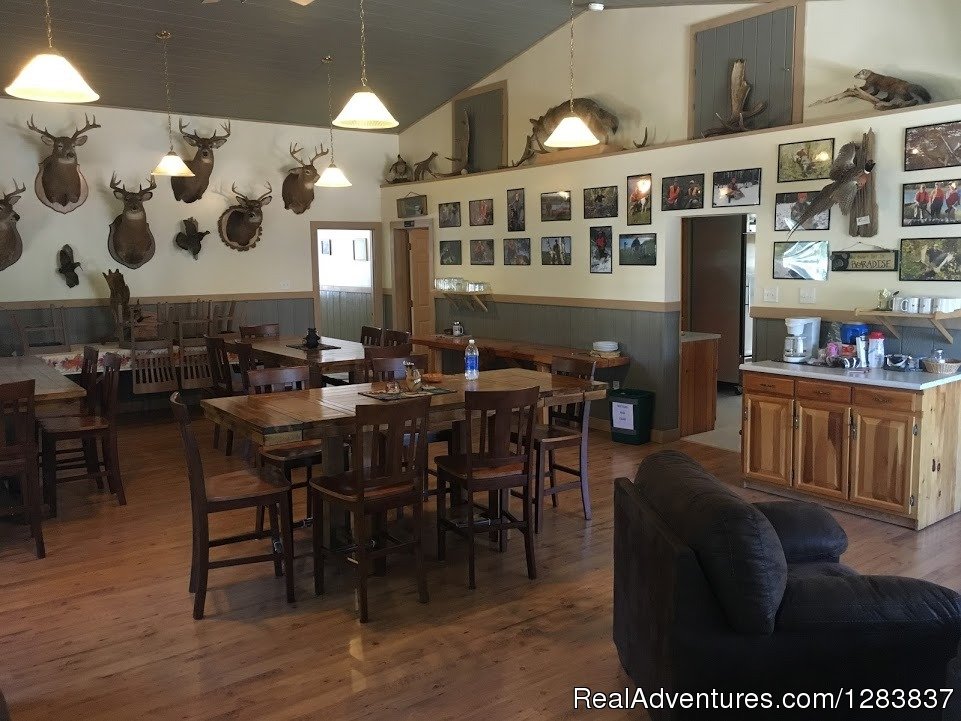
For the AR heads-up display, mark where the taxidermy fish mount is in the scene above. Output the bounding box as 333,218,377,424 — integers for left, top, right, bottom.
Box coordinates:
811,70,931,111
57,244,82,287
175,217,210,259
703,59,767,137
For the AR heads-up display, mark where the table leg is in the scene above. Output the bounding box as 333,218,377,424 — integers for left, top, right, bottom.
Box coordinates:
322,432,350,549
428,348,442,374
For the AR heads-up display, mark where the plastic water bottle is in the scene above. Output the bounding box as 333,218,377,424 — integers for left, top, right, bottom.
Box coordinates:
464,339,479,380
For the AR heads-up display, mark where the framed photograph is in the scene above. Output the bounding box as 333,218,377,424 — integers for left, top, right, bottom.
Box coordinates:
904,120,961,171
712,168,762,207
541,190,572,222
777,139,834,182
319,239,331,256
507,188,526,232
902,180,961,227
503,237,531,266
627,174,653,225
775,191,831,231
353,237,368,261
541,236,572,266
469,238,495,265
396,194,427,218
469,198,494,226
618,233,657,266
589,226,613,274
773,241,829,281
831,250,899,272
583,185,618,219
439,240,462,265
661,174,704,211
438,202,461,228
900,237,961,281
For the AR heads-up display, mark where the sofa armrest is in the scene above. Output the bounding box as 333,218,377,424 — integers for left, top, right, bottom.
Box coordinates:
753,500,847,563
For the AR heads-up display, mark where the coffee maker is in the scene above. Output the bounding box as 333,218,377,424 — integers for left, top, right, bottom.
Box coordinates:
784,317,821,364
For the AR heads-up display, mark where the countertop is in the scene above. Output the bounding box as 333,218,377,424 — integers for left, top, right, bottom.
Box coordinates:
681,332,721,343
740,360,961,391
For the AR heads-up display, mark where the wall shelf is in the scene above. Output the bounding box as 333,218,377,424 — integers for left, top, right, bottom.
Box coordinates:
854,308,961,344
442,291,491,312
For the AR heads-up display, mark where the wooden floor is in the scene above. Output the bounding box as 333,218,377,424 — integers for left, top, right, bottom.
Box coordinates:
2,411,961,720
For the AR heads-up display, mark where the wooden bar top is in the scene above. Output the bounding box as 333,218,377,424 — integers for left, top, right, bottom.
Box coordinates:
0,356,86,404
410,334,629,369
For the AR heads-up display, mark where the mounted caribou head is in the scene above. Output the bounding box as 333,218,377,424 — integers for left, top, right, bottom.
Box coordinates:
0,179,26,272
170,119,231,203
107,174,157,269
281,142,328,214
27,114,100,213
219,182,272,251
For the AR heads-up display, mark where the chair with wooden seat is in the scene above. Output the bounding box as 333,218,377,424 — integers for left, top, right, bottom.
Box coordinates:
12,306,71,354
362,343,414,382
39,353,126,515
169,392,294,620
205,336,244,454
35,345,99,420
209,300,242,335
239,323,280,341
360,325,383,346
131,337,178,396
383,329,411,347
0,380,45,558
368,354,428,382
310,396,431,622
224,340,255,394
435,386,539,590
321,325,384,387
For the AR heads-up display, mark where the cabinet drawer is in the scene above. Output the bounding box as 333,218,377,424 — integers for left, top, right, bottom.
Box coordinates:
796,380,851,404
743,373,794,398
852,386,921,414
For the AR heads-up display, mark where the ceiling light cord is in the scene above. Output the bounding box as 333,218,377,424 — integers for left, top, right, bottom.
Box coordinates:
44,0,54,49
324,56,335,161
359,0,368,88
158,30,174,152
568,0,575,114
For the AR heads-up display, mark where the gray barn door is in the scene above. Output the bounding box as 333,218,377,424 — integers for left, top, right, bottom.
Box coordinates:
692,7,796,138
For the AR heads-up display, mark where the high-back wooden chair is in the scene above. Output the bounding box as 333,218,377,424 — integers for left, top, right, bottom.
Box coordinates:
239,323,280,341
369,354,428,383
310,396,431,622
209,300,242,335
177,321,213,392
225,340,255,394
35,345,100,420
435,386,540,589
169,392,294,620
248,366,310,394
12,306,71,354
360,325,384,346
363,343,414,382
382,329,411,347
0,379,44,558
205,335,242,454
131,338,178,395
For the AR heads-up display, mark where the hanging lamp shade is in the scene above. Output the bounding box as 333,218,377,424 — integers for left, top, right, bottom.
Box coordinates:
5,51,98,103
152,151,193,177
316,162,352,187
544,115,598,148
333,87,397,129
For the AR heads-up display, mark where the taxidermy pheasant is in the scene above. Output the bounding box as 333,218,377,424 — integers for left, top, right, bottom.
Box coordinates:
56,244,82,288
787,141,875,238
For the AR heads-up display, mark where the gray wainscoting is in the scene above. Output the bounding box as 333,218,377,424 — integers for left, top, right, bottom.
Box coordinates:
433,298,680,430
319,289,373,340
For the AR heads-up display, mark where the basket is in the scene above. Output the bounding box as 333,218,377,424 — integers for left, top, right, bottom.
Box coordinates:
922,358,961,375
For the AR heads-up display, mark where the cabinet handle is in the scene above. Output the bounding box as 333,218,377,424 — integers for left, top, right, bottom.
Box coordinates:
873,395,886,403
759,383,774,389
814,390,830,396
933,459,937,472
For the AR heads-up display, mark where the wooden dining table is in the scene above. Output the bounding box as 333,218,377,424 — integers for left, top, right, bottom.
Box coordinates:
244,336,370,384
0,355,86,404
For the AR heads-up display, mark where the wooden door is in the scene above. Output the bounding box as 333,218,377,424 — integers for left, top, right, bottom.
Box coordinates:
407,227,434,338
392,229,412,331
680,337,718,437
850,409,916,515
794,401,850,500
742,393,793,486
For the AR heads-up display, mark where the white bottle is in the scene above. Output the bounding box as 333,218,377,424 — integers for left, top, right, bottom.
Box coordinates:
464,339,479,380
867,331,885,369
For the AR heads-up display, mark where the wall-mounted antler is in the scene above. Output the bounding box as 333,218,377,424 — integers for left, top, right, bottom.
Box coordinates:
108,173,157,269
172,119,232,203
27,114,100,212
0,178,26,271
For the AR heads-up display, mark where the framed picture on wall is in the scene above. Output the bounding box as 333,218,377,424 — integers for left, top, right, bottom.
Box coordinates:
712,168,762,207
319,239,331,255
773,240,829,281
503,237,531,266
541,236,572,265
899,237,961,281
589,226,613,274
777,139,834,182
626,174,653,225
469,198,494,226
507,188,526,232
397,194,427,218
439,240,462,265
470,239,495,265
902,180,961,227
661,174,704,211
540,191,572,221
583,185,618,219
830,250,899,272
904,120,961,172
775,191,831,231
353,237,368,261
619,233,657,266
438,202,462,228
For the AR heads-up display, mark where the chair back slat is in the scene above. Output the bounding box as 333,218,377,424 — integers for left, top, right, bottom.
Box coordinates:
383,329,411,347
79,345,99,414
0,379,36,455
248,366,310,394
350,397,431,501
369,355,427,383
206,336,233,395
239,323,280,340
169,392,208,514
465,387,539,475
360,325,384,346
548,356,596,430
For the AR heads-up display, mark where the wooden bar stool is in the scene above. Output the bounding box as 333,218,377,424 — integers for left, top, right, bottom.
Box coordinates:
0,380,45,558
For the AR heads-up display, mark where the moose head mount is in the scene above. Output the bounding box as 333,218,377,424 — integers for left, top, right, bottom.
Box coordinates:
170,119,231,203
27,114,101,213
282,143,328,214
0,179,26,272
107,174,157,269
57,244,82,288
219,182,272,252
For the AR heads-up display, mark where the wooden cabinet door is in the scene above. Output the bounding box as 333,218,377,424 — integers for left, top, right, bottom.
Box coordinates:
742,394,794,487
850,408,917,515
794,401,850,500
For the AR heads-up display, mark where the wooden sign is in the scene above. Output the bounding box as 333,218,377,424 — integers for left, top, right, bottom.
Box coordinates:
830,250,899,272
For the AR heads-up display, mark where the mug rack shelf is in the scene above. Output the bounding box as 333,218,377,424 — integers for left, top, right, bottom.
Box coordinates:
854,308,961,344
441,291,491,312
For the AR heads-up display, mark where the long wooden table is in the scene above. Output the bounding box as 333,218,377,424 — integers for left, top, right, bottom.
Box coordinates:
0,356,86,404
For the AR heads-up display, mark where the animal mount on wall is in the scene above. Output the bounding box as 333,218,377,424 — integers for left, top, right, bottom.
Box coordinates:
412,152,439,181
811,70,931,112
171,119,231,203
282,143,328,214
57,245,82,287
103,269,131,343
26,114,101,213
0,179,26,272
703,59,767,137
219,182,272,251
788,131,878,239
385,155,412,184
175,217,209,259
107,174,157,269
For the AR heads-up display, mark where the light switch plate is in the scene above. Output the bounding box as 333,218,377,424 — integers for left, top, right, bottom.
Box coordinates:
799,288,817,304
763,287,779,303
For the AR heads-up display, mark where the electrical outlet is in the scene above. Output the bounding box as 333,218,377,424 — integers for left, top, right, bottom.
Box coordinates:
279,280,291,290
763,287,779,303
799,288,817,304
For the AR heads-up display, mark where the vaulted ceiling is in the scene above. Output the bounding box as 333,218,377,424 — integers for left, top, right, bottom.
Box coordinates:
1,0,760,130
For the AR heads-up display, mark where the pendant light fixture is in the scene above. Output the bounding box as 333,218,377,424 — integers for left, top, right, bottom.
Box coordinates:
5,0,99,103
333,0,398,130
151,31,194,178
543,0,599,149
317,57,352,188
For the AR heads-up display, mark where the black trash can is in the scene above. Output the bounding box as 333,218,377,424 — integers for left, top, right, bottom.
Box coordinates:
609,389,655,445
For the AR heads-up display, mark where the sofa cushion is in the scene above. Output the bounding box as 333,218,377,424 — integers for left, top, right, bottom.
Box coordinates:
787,560,858,579
633,450,787,634
754,500,848,563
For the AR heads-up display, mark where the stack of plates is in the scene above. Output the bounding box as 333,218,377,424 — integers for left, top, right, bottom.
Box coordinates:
593,341,618,352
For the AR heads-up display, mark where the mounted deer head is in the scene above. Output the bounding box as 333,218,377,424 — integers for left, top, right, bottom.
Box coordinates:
219,182,272,251
0,179,26,272
281,142,328,214
170,119,231,203
107,173,157,269
26,114,100,213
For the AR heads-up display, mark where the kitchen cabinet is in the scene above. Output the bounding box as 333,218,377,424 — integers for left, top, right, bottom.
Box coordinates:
794,400,850,501
679,334,719,437
742,394,793,487
849,408,917,515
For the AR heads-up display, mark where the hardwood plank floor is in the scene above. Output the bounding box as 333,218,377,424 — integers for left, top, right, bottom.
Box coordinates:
1,411,959,720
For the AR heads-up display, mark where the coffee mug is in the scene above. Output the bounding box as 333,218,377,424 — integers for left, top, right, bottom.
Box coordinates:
919,297,934,314
935,297,955,313
898,297,920,313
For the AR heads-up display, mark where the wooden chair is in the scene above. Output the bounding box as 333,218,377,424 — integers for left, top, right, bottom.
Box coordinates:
225,340,255,394
169,392,294,620
131,339,178,395
435,386,540,590
178,341,213,392
360,325,384,346
239,323,280,340
35,345,99,420
12,306,71,354
39,353,126,515
209,300,242,335
362,343,414,382
310,396,431,622
0,380,45,558
383,329,411,347
205,336,242,454
369,354,428,383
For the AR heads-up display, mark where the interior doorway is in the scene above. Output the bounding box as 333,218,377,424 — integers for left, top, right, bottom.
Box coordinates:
390,220,435,337
310,221,382,339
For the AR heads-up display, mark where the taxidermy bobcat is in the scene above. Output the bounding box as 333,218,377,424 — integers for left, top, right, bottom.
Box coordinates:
855,69,931,109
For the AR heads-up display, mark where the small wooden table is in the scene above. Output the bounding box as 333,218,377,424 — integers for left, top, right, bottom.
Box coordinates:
410,335,630,373
0,356,86,404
